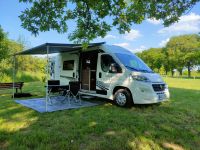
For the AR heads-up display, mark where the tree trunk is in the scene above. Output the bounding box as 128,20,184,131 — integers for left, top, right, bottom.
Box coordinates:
165,70,168,75
187,62,191,78
171,70,174,77
179,69,182,76
188,66,191,77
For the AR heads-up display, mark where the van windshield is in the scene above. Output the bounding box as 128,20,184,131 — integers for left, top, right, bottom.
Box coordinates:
115,53,153,73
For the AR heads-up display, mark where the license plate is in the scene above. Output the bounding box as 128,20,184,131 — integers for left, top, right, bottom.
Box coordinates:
158,93,166,100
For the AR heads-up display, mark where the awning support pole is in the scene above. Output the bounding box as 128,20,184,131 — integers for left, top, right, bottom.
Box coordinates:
12,55,16,100
45,46,49,112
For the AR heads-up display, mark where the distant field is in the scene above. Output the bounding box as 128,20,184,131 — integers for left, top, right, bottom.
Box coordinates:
0,78,200,149
164,77,200,90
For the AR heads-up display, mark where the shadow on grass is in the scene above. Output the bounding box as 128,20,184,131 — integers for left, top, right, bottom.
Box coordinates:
0,87,200,149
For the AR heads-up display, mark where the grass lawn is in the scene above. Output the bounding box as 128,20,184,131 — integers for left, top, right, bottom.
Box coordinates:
0,78,200,150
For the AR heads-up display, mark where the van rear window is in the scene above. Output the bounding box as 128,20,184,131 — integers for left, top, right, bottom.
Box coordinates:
63,60,74,70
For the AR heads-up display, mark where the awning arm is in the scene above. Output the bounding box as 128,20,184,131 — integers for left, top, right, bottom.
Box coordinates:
12,56,16,100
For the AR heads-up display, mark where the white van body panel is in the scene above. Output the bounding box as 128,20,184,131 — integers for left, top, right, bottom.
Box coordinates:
53,52,79,85
52,44,170,104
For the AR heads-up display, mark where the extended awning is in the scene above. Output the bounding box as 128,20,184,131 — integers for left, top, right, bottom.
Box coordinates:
12,42,105,112
15,42,105,55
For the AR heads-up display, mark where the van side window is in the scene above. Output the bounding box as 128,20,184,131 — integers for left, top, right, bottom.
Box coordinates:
63,60,74,70
101,54,121,73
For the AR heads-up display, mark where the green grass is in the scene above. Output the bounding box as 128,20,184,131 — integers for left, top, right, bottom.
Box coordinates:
0,78,200,150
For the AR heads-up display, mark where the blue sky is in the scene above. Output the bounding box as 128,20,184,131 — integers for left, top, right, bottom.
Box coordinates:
0,0,200,53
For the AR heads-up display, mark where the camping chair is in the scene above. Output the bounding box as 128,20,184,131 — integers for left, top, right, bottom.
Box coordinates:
48,80,60,92
66,81,82,105
48,80,66,104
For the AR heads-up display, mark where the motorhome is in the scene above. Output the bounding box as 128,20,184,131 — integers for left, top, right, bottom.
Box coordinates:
49,43,170,107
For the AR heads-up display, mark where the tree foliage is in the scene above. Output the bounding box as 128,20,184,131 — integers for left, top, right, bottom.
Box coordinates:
137,48,164,72
166,34,200,76
136,34,200,77
19,0,200,43
0,26,46,82
0,26,9,63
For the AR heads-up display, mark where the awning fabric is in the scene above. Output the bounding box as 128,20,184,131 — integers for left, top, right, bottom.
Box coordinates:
15,42,105,55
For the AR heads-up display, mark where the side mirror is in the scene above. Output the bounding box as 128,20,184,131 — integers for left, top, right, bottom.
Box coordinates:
109,63,121,73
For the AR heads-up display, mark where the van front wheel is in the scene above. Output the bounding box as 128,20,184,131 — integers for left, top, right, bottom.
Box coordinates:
114,89,133,107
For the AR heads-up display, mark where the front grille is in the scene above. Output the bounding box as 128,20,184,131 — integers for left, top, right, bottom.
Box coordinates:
152,84,165,92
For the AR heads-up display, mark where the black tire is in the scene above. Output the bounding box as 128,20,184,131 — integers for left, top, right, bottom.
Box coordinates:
114,89,133,107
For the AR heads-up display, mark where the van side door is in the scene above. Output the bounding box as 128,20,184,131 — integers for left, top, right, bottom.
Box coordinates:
96,53,122,95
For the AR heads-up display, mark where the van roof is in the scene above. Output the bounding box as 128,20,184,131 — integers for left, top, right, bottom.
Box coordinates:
102,45,134,55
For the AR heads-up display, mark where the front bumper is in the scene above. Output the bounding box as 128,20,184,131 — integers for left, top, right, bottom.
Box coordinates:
130,81,170,104
135,90,170,104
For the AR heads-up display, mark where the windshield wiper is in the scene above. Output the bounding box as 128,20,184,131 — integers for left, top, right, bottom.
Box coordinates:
125,66,153,73
139,69,154,73
125,66,140,71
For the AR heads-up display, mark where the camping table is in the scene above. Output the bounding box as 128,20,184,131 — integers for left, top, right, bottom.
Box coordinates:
45,85,69,104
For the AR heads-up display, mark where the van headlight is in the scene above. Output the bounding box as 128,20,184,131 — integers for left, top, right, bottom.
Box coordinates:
131,75,151,82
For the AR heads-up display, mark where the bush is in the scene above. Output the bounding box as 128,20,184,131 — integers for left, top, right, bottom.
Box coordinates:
0,71,45,82
15,72,40,82
0,72,12,82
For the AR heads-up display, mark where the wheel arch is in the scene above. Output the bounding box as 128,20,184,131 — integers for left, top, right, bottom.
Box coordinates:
113,86,134,103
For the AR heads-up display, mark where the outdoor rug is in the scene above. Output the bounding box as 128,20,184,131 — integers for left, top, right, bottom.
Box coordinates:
15,98,103,113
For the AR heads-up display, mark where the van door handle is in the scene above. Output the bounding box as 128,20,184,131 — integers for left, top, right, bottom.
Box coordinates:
99,72,102,78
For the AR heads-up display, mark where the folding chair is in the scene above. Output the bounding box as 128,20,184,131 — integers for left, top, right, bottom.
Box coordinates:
66,81,82,105
48,80,60,92
48,80,66,104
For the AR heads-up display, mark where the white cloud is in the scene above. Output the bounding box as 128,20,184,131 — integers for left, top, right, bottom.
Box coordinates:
113,42,130,49
113,43,146,53
158,13,200,34
104,34,117,39
147,18,162,25
181,13,200,22
132,45,147,53
123,29,141,41
159,38,170,47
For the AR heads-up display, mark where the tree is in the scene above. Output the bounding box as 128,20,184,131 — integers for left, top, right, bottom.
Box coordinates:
136,48,164,72
165,38,185,76
136,50,155,69
150,48,165,72
166,34,200,77
137,34,200,77
19,0,200,43
0,25,47,82
0,26,9,63
162,48,170,75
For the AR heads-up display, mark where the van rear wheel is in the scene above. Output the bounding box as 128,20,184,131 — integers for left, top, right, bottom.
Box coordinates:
114,89,133,107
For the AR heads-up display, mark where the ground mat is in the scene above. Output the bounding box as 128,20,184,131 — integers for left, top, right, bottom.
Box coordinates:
15,98,103,113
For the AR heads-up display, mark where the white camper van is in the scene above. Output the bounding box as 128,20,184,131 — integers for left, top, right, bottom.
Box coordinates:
51,43,169,107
